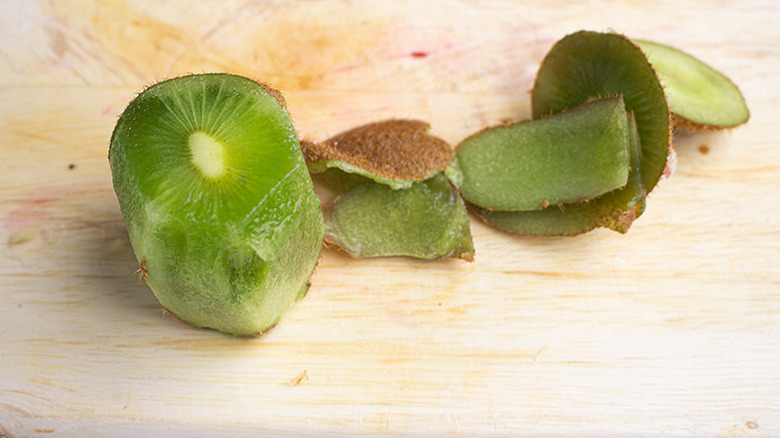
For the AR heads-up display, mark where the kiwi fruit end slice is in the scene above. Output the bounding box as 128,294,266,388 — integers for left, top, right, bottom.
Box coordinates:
532,30,670,194
109,73,324,336
301,119,452,189
634,39,749,130
447,96,632,212
476,110,646,236
323,173,474,260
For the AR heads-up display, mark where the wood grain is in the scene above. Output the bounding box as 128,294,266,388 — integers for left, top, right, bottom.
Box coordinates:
1,1,778,436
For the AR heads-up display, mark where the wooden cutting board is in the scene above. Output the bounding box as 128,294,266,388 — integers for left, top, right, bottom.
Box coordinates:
1,1,778,436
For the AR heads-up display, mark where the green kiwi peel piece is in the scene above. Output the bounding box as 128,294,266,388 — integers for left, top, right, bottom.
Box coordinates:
447,96,632,212
634,39,749,130
532,30,671,194
109,73,324,336
476,111,646,236
301,119,452,189
323,173,474,261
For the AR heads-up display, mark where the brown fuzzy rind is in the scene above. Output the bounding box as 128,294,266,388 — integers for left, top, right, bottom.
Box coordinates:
670,112,745,132
302,119,453,181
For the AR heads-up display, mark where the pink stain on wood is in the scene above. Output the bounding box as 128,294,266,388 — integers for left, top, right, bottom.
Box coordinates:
410,51,429,58
383,306,419,329
3,198,58,234
331,63,364,74
4,209,46,234
102,106,115,116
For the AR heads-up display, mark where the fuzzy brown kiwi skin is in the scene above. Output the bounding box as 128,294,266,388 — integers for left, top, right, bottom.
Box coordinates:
301,119,453,182
670,112,746,132
258,82,287,110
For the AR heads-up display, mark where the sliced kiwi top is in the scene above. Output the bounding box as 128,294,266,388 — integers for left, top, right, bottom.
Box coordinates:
635,39,749,130
109,73,324,336
532,31,671,193
302,119,452,189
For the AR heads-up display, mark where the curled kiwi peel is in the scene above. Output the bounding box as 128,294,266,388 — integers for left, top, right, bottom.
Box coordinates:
447,96,633,212
303,120,474,261
301,119,453,189
448,31,669,236
323,173,475,261
475,111,646,236
532,30,671,194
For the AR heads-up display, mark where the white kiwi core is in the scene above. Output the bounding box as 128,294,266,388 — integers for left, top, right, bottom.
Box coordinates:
189,132,227,179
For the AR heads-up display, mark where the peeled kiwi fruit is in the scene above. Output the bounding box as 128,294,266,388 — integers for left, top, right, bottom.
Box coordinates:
634,39,750,130
109,73,324,336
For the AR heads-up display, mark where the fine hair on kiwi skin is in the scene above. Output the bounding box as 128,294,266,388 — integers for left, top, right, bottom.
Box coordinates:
444,31,668,237
447,96,634,213
472,110,647,237
301,119,453,188
109,72,325,337
532,30,671,196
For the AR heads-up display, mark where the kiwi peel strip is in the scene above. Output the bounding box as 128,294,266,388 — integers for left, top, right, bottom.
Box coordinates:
301,119,474,260
302,119,453,189
532,30,671,194
323,172,475,261
475,111,646,236
451,30,670,236
447,96,633,212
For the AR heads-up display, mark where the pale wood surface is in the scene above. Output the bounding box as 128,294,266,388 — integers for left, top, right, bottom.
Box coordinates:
1,1,779,437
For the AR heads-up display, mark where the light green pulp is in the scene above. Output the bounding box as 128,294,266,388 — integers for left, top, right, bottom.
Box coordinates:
109,74,324,336
449,97,632,212
323,173,474,260
635,39,749,128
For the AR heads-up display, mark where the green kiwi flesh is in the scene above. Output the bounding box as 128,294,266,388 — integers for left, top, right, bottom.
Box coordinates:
323,173,474,260
634,39,749,129
109,73,324,336
476,111,646,236
532,31,670,194
301,120,452,189
447,96,632,212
